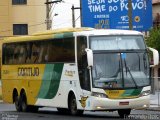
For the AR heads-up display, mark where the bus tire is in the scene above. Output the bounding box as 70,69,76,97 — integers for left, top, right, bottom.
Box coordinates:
14,95,22,112
20,92,28,112
118,109,131,118
69,94,84,116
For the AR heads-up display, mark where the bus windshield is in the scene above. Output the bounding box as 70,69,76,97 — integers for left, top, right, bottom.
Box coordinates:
90,36,150,89
90,35,146,50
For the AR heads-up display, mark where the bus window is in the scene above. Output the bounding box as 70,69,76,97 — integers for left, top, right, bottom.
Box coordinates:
18,44,27,64
2,37,75,64
25,43,32,63
46,38,75,63
14,45,20,64
31,42,41,63
77,36,90,91
62,38,75,62
38,42,48,63
46,41,56,62
3,44,14,64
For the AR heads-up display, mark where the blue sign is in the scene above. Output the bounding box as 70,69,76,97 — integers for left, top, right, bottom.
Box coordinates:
81,0,152,31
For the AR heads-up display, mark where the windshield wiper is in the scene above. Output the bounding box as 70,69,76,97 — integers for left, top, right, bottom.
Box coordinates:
123,59,138,88
127,67,138,88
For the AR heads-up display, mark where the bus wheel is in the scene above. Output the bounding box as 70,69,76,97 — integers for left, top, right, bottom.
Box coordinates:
69,94,84,116
20,92,28,112
14,95,22,112
118,109,131,118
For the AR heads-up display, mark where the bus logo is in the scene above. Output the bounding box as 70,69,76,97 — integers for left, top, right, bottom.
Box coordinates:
79,96,88,108
65,70,75,77
18,67,39,77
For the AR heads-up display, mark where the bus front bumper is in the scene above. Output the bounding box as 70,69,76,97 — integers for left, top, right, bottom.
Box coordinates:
84,95,150,111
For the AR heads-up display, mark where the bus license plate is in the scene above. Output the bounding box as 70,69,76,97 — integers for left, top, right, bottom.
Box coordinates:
119,101,129,105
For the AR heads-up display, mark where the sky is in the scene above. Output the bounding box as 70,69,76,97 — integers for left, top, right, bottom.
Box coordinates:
51,0,80,29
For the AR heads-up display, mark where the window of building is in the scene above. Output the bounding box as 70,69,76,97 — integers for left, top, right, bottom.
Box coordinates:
12,0,27,5
13,24,28,35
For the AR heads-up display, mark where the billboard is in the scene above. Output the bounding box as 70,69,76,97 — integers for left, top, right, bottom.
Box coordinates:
81,0,152,31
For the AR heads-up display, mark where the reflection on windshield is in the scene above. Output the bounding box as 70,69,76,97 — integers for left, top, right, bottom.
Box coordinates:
92,52,150,89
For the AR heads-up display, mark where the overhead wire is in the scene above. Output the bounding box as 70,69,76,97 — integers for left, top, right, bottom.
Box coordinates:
62,0,79,6
49,3,57,17
0,22,46,35
52,15,80,28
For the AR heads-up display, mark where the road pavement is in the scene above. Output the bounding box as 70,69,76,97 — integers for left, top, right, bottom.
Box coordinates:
0,103,160,120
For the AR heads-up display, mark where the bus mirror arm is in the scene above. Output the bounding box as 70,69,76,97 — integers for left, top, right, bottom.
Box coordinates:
85,48,93,69
147,47,159,67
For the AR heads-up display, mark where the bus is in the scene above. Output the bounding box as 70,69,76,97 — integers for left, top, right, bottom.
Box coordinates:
0,28,159,118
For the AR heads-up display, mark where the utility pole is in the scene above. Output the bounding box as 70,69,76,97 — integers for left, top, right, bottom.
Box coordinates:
46,0,50,30
45,0,62,30
71,5,81,28
128,0,133,30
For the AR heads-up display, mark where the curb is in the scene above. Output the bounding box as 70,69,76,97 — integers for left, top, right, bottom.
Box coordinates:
146,109,160,111
146,107,160,111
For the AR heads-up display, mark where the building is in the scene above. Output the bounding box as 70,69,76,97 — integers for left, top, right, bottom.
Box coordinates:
152,0,160,27
0,0,46,37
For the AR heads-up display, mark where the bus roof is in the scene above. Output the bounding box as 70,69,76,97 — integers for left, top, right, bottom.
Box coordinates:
1,27,143,43
33,27,143,36
74,29,143,36
0,27,93,43
33,27,93,36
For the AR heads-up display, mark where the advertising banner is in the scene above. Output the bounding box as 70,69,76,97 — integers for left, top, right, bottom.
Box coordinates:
81,0,152,31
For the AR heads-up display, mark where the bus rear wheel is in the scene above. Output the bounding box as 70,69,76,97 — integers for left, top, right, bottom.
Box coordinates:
14,95,22,112
69,94,83,116
19,92,38,112
118,109,131,118
20,92,28,112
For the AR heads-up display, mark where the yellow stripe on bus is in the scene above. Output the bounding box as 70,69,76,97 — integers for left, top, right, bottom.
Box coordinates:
2,64,45,105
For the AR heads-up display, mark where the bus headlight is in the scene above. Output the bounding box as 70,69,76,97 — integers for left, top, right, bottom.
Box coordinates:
91,92,108,98
139,90,150,97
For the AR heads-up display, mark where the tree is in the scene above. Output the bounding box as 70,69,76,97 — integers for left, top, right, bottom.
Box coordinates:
146,27,160,52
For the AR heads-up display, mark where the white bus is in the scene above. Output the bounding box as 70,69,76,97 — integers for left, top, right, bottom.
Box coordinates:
1,28,159,118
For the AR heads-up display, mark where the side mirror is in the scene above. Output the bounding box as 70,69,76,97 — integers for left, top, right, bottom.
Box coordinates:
85,48,93,69
147,47,159,67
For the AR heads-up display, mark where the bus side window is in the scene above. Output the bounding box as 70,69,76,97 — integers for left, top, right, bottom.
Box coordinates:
4,45,9,64
3,44,14,64
63,37,75,62
38,42,48,63
13,45,21,64
25,43,32,64
46,42,55,62
31,42,40,63
18,44,27,64
38,45,43,63
8,45,14,64
77,36,91,91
